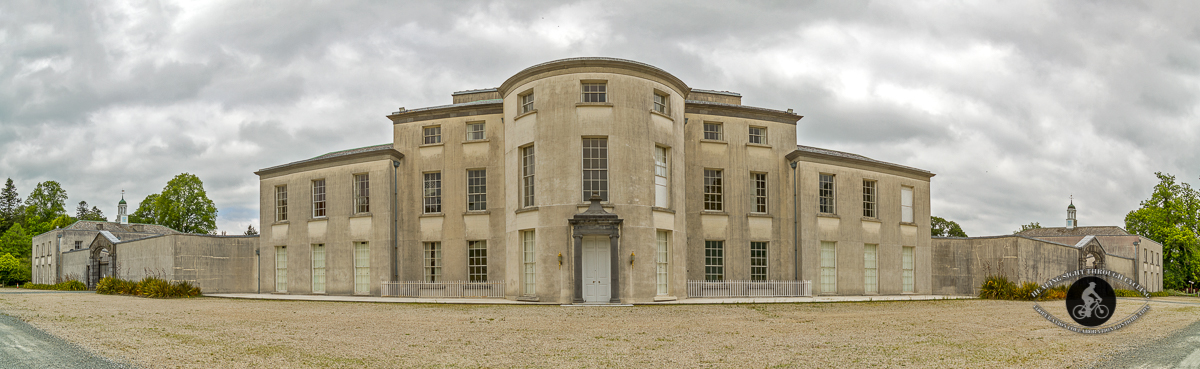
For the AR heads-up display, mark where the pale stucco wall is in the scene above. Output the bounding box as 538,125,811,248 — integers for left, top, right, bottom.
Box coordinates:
792,159,933,296
258,153,399,296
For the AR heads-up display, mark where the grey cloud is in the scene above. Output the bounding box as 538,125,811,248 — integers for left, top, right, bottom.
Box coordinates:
1,0,1198,236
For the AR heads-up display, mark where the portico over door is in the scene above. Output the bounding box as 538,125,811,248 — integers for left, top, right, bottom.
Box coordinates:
570,193,622,304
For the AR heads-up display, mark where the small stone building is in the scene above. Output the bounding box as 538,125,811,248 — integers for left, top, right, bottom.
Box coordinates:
31,196,258,293
933,201,1163,295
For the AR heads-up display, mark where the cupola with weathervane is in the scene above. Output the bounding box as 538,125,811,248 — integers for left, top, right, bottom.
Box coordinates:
1066,195,1076,229
118,190,128,225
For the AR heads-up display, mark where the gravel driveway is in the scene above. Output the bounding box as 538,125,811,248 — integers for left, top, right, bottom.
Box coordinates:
1,291,1198,368
0,313,130,369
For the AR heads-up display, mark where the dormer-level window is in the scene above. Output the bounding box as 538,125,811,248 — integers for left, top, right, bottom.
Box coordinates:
582,83,607,103
653,92,668,114
275,185,288,221
466,122,485,141
354,174,370,213
521,92,535,113
703,123,723,141
423,126,441,145
749,126,766,144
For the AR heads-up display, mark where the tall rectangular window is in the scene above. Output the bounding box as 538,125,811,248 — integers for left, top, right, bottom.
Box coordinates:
820,241,836,293
654,146,669,208
468,241,487,282
862,180,876,218
424,242,442,282
275,185,288,221
705,240,724,281
748,126,766,144
656,231,669,295
354,174,370,213
275,246,287,292
653,92,668,114
423,126,441,144
864,244,878,294
522,146,535,207
901,186,914,223
423,172,442,213
582,138,608,201
522,231,536,295
582,83,607,103
354,242,369,294
703,123,723,141
704,169,723,211
903,246,915,292
467,169,487,211
521,92,535,113
312,179,326,218
311,244,325,293
466,122,485,141
750,241,768,281
751,173,767,213
819,174,835,214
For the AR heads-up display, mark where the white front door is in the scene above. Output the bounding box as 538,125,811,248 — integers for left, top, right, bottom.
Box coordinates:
582,236,611,303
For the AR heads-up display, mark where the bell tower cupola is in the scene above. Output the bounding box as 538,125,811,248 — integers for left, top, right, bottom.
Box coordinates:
118,190,128,225
1066,195,1076,229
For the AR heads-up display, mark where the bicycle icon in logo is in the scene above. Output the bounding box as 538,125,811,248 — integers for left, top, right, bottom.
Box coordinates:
1065,276,1116,327
1070,281,1110,320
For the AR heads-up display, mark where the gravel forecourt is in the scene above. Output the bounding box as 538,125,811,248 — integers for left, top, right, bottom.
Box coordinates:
1,290,1198,368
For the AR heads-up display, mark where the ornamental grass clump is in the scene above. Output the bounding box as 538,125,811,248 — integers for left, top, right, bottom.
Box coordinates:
979,275,1017,300
979,276,1066,301
96,276,200,298
21,279,87,291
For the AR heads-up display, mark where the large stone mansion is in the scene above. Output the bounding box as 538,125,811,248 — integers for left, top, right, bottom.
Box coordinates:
256,57,934,303
31,57,1161,303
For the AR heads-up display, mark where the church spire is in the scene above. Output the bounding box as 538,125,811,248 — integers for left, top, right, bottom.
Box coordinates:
1066,195,1076,229
118,190,128,224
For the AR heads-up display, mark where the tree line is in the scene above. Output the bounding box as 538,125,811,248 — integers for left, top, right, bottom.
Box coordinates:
0,173,219,286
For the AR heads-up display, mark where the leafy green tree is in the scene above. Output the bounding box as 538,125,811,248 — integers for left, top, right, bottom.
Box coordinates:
244,225,258,235
931,216,968,237
129,193,159,224
0,253,20,286
0,224,31,261
0,178,21,233
23,181,72,234
136,173,218,234
75,201,107,221
1126,172,1200,290
1014,222,1042,234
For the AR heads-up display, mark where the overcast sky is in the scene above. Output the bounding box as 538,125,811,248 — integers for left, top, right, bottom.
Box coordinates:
2,1,1197,236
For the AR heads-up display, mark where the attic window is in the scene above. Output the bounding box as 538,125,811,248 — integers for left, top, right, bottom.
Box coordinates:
96,224,104,230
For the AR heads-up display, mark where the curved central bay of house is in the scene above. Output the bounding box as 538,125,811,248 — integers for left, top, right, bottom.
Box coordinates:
250,57,935,303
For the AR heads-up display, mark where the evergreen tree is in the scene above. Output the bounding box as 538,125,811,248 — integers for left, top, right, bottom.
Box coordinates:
244,224,258,235
0,178,21,233
75,201,107,221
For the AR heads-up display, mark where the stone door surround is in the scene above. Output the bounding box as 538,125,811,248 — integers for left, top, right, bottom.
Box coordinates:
570,193,623,304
